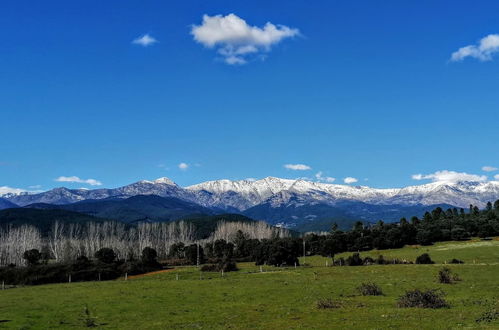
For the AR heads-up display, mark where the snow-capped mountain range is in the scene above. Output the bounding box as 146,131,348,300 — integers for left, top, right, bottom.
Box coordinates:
3,177,499,229
4,176,499,210
186,177,499,210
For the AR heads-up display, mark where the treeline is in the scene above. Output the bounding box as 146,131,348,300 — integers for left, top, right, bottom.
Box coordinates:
305,200,499,258
0,219,289,267
0,246,164,285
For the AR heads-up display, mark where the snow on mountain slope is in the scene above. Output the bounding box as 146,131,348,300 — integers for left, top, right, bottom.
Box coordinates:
7,177,196,207
5,176,499,210
187,177,499,210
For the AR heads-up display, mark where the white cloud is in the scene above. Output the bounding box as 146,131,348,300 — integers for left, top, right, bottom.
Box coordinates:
494,174,499,181
284,164,311,171
0,186,26,196
315,171,335,183
55,176,102,186
191,13,299,65
482,166,498,172
178,162,189,170
411,170,487,183
132,34,158,47
451,34,499,62
28,185,42,189
344,177,358,184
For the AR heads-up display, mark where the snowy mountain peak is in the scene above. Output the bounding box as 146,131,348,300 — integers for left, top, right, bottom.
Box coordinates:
4,176,499,210
187,177,499,210
135,177,177,186
152,177,176,185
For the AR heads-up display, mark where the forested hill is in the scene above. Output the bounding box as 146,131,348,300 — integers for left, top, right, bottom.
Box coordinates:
0,208,110,234
24,195,215,223
307,200,499,255
0,198,17,210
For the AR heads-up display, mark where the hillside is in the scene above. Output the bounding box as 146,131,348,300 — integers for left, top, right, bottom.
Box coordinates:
26,195,215,223
0,208,109,234
0,197,17,210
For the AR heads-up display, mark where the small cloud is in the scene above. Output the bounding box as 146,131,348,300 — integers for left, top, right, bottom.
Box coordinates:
482,166,498,172
284,164,311,171
178,162,189,171
55,176,102,186
344,177,358,184
245,178,256,182
132,34,158,47
494,174,499,180
28,185,42,189
411,170,487,183
191,13,299,65
451,34,499,62
315,171,335,183
0,186,27,196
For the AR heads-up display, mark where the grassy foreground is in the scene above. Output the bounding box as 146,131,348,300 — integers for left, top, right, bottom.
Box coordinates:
1,239,498,329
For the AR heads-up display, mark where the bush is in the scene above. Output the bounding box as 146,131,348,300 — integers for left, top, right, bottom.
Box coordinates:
476,307,499,323
357,282,383,296
200,261,238,272
334,257,346,266
449,258,464,264
376,255,386,265
437,267,452,284
94,248,116,264
200,264,217,272
415,253,434,264
363,257,374,265
438,267,461,284
141,247,159,267
23,249,42,266
346,253,363,266
397,289,449,308
316,298,341,309
220,260,238,272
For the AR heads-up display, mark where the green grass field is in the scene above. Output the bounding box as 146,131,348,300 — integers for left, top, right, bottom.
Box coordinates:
1,239,498,329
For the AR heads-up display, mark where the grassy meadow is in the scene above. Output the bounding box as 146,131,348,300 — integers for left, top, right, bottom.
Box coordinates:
1,239,498,329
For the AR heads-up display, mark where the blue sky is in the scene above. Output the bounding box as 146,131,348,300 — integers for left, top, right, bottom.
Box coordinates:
1,0,499,192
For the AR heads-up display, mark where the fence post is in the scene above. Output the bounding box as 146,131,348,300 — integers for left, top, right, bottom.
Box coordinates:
125,273,128,281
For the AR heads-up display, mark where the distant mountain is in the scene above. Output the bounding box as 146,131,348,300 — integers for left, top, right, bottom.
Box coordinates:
187,177,499,210
7,178,195,207
0,198,17,210
26,195,215,223
4,176,499,231
0,208,109,234
242,191,358,230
